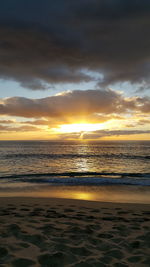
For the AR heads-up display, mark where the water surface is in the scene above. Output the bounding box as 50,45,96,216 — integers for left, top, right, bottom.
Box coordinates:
0,141,150,203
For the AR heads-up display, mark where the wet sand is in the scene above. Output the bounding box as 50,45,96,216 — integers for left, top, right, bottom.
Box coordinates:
0,197,150,266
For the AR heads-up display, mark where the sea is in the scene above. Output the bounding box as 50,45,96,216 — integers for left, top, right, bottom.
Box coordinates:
0,140,150,203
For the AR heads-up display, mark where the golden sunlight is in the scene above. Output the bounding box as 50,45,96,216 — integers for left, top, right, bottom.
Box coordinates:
56,123,106,133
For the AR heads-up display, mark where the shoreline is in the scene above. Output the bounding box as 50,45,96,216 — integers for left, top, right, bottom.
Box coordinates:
0,184,150,204
0,196,150,207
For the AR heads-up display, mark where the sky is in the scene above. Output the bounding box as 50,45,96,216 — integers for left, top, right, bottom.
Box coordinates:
0,0,150,140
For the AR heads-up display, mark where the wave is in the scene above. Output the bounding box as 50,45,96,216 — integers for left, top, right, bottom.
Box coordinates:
3,153,150,160
26,177,150,186
1,172,150,186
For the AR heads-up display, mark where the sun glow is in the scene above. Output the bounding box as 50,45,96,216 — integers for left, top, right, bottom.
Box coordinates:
57,123,106,133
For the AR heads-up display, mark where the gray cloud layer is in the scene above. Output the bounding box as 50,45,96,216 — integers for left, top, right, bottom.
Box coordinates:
0,0,150,89
0,89,149,119
82,130,150,139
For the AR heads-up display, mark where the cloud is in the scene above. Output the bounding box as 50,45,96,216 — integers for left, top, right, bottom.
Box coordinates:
0,119,15,124
0,89,150,120
0,125,40,132
82,129,150,139
136,119,150,125
19,119,50,125
0,0,150,89
0,125,10,131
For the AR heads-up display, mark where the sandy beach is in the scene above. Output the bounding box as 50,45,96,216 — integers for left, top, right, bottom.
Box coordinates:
0,197,150,266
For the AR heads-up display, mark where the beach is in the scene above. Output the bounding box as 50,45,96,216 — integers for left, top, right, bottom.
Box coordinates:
0,197,150,266
0,0,150,265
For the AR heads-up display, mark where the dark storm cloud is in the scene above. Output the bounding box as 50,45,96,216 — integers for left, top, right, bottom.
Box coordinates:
0,89,149,118
0,0,150,89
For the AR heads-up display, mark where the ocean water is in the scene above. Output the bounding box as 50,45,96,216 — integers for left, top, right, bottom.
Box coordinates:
0,140,150,186
0,140,150,203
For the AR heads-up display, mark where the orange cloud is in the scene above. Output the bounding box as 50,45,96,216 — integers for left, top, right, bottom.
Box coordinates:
0,125,40,133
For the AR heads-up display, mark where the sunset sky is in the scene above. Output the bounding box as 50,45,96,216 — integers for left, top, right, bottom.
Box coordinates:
0,0,150,140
